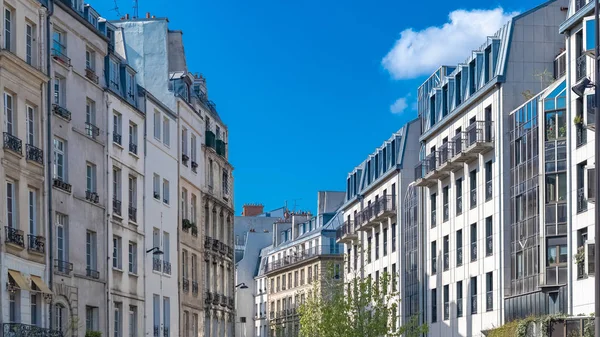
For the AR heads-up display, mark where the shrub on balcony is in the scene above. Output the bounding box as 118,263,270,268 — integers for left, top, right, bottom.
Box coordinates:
575,246,585,265
85,331,102,337
182,219,193,230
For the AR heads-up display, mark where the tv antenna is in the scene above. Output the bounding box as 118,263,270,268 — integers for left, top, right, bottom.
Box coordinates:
111,0,122,17
133,0,139,18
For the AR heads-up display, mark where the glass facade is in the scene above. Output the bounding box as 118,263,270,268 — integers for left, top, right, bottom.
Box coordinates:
403,184,420,324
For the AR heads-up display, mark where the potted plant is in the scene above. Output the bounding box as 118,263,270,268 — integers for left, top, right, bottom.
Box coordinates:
182,219,192,230
574,115,584,126
575,246,585,265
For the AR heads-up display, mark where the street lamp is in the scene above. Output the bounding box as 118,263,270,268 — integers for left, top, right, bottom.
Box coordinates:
234,282,249,337
146,247,164,255
235,282,248,289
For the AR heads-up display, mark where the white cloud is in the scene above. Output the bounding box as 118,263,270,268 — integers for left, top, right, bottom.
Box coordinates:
382,7,519,80
390,96,410,114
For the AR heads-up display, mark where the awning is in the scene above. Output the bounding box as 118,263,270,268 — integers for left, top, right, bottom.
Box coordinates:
30,275,52,294
8,270,30,291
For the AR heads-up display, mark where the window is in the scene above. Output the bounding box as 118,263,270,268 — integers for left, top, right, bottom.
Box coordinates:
191,134,197,163
4,92,13,134
182,250,188,279
431,193,437,227
86,306,98,331
431,241,437,275
456,229,463,266
546,173,567,202
182,128,188,156
485,161,492,200
391,223,397,252
193,314,198,337
86,163,97,193
443,235,449,271
129,176,137,211
383,227,388,256
223,170,229,196
4,7,11,51
163,297,170,336
375,232,380,260
183,311,189,337
153,174,160,199
163,179,170,204
366,236,372,263
547,238,568,266
56,213,68,267
126,71,135,101
442,186,449,222
153,295,160,333
192,254,197,282
456,178,463,215
128,242,137,274
431,288,437,323
163,232,170,265
113,167,121,202
85,48,95,71
470,170,477,208
163,117,170,146
589,168,596,201
471,277,478,314
26,105,36,145
128,306,137,337
86,231,97,273
153,111,161,140
129,123,138,154
545,110,566,140
85,99,96,137
113,113,122,145
28,189,37,235
485,216,493,256
26,23,34,65
6,181,15,228
208,159,214,188
113,236,122,269
109,59,119,90
181,188,188,219
471,223,477,261
114,302,122,337
191,194,197,222
53,76,63,106
391,263,397,292
55,304,65,330
443,285,449,320
486,272,493,311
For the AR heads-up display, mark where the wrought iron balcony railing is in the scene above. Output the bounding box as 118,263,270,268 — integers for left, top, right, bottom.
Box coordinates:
85,67,99,84
128,205,137,222
86,268,100,279
113,133,122,145
53,178,71,193
52,47,71,66
182,278,189,292
465,121,494,147
576,54,587,82
27,234,45,254
163,260,171,275
26,144,43,164
265,245,342,273
154,326,160,337
576,125,587,148
85,190,99,203
191,161,198,173
52,104,71,121
54,259,73,275
153,258,161,272
113,198,122,217
85,122,100,139
182,153,189,165
5,226,24,247
129,143,137,154
192,281,199,294
577,187,588,213
3,323,63,337
204,291,213,305
3,132,22,155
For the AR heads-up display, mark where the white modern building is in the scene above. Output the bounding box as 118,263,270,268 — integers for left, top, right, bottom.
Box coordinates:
337,119,420,331
413,1,566,335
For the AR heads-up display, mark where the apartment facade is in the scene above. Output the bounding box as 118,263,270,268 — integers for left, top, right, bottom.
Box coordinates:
413,1,566,335
337,119,420,331
0,0,53,333
49,0,109,335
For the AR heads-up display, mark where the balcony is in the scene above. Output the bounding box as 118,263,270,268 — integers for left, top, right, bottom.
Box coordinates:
53,178,71,193
227,246,234,259
576,125,587,148
336,220,357,243
129,143,137,155
3,323,63,337
192,281,199,294
554,51,566,79
26,144,43,164
355,205,377,231
52,104,71,121
128,205,137,222
577,187,588,213
205,131,216,149
191,161,198,173
228,297,235,309
182,278,189,292
205,291,213,306
85,190,99,203
86,268,100,279
372,195,396,221
85,67,99,84
463,121,494,155
152,258,162,272
3,132,22,155
27,234,45,254
85,122,100,139
113,198,122,217
216,139,226,157
163,260,172,275
213,293,220,306
5,227,24,248
52,46,71,66
576,54,587,82
182,153,189,166
113,133,122,145
54,259,73,275
436,142,461,171
449,132,475,163
220,295,227,307
265,245,341,274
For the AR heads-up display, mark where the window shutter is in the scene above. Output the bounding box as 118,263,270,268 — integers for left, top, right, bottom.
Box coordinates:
588,168,596,200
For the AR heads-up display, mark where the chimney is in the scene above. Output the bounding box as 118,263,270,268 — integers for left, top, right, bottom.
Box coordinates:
242,204,264,217
125,14,130,19
146,12,151,18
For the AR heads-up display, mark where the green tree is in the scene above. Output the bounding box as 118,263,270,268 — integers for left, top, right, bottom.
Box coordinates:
298,264,428,337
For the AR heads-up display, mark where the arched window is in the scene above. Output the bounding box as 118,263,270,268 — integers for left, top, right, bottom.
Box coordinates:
55,303,66,331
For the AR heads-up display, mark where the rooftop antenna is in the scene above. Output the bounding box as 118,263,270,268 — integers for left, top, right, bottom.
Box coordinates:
133,0,138,19
292,199,301,212
111,0,122,17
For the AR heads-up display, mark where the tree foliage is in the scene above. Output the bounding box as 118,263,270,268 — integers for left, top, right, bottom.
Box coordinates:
298,264,428,337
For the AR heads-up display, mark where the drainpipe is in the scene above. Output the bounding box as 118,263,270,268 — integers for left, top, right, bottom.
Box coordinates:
176,99,181,337
105,92,112,337
142,91,148,336
45,0,54,330
565,31,573,316
496,83,503,326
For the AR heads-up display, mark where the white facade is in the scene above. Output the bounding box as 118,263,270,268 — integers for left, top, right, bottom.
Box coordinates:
143,90,180,337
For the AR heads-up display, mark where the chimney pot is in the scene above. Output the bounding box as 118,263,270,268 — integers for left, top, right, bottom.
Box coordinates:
125,14,130,19
146,12,151,18
151,15,156,18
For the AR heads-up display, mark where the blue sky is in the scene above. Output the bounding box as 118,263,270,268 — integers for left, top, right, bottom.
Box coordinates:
92,0,543,214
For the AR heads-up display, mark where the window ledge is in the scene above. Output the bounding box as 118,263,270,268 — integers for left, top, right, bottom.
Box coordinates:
113,141,123,149
129,272,139,278
112,267,123,273
129,150,139,159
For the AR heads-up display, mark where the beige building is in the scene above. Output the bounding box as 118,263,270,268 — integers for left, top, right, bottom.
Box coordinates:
0,0,53,332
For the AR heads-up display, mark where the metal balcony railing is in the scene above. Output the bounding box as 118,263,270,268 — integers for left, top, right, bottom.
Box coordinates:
128,205,137,222
438,142,452,166
577,187,588,213
414,161,429,180
53,178,71,193
129,143,137,154
191,161,198,173
431,209,436,228
85,190,99,203
486,235,493,256
163,260,171,275
182,278,189,292
52,104,71,121
443,253,449,271
152,258,162,272
3,132,22,155
205,291,213,305
576,54,587,81
485,180,492,201
54,259,73,275
113,133,122,145
554,51,567,79
52,47,71,66
27,234,45,254
154,326,160,337
85,122,100,139
3,323,63,337
451,132,464,157
5,226,24,247
576,125,587,148
26,144,43,164
486,291,493,311
456,195,463,215
465,121,493,147
86,268,100,279
432,256,437,275
85,67,99,84
470,188,477,209
265,245,341,273
457,299,463,317
113,198,122,217
471,295,478,314
443,203,449,222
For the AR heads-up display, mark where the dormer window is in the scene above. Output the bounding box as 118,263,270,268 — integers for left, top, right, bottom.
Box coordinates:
172,78,191,102
88,13,98,29
109,59,119,91
125,71,136,104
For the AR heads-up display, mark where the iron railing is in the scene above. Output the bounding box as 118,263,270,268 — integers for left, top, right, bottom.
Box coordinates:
53,178,71,193
52,46,70,66
5,226,24,247
85,67,99,83
3,132,22,155
153,258,162,272
265,245,341,273
576,125,587,148
113,133,122,145
52,104,71,121
451,132,464,157
456,195,463,215
129,143,137,154
86,268,100,279
113,198,121,216
485,180,492,200
26,144,43,164
54,259,73,275
85,190,99,203
3,323,63,337
438,142,452,165
85,122,100,138
182,153,189,165
470,188,477,208
457,247,463,266
554,51,567,79
432,255,437,275
457,299,463,317
27,234,45,254
163,260,171,275
465,121,493,147
128,205,137,222
191,161,198,173
192,281,198,294
576,54,587,81
486,235,493,256
414,161,428,180
182,278,189,292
